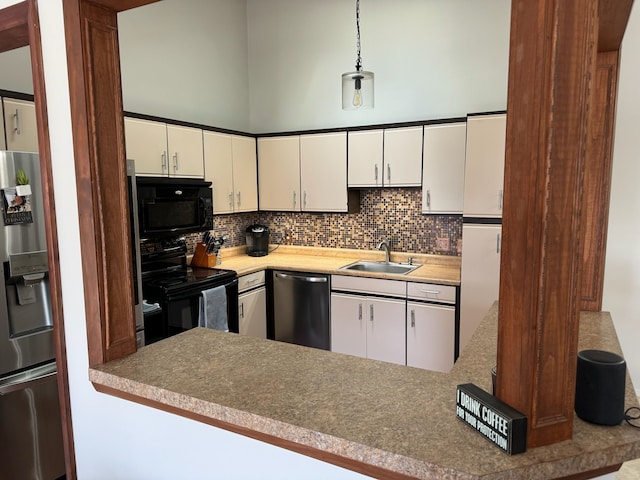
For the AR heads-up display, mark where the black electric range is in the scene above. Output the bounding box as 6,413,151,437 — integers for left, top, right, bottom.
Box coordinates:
140,237,239,343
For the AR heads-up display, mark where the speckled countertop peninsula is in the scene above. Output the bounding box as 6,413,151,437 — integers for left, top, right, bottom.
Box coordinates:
91,302,640,479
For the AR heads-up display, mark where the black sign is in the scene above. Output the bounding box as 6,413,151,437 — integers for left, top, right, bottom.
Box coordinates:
456,383,527,455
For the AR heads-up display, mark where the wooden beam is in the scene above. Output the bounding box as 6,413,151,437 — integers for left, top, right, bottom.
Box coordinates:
0,1,28,53
598,0,634,51
496,0,598,447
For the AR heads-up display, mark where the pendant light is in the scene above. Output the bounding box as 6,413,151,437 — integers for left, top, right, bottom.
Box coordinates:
342,0,374,110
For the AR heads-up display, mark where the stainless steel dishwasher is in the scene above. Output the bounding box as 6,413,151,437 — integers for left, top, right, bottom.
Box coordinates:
272,271,330,350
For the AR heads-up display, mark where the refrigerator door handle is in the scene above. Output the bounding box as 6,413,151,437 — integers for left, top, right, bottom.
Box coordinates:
0,363,57,396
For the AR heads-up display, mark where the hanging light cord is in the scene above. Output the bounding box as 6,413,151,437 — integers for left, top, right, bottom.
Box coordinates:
355,0,362,72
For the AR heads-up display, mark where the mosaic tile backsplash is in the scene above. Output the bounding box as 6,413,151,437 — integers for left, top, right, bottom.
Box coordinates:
187,188,462,256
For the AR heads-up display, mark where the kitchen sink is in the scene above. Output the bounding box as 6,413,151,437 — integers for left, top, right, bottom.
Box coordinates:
339,260,419,275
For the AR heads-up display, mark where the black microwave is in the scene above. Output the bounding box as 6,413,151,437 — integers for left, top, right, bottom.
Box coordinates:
136,176,213,238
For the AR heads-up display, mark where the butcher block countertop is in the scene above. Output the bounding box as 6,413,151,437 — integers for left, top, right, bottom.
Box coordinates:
213,245,462,285
90,303,640,479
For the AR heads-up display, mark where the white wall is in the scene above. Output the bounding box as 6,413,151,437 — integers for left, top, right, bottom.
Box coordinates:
247,0,511,133
118,0,251,132
116,0,511,134
603,2,640,393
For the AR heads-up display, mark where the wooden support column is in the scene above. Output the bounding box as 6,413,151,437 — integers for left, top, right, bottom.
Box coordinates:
496,0,598,447
64,0,137,365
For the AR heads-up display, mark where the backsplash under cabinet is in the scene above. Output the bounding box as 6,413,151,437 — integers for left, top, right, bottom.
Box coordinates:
186,188,462,257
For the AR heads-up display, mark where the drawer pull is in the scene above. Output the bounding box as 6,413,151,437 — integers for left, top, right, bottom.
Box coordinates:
420,289,441,295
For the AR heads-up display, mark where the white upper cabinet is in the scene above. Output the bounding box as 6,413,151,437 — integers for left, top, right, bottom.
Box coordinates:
382,126,423,187
166,124,205,178
231,135,258,213
422,122,467,214
204,132,235,214
204,132,257,214
348,126,423,187
257,136,301,211
462,113,507,217
300,132,347,212
3,98,38,152
124,117,204,178
124,118,167,175
348,129,383,187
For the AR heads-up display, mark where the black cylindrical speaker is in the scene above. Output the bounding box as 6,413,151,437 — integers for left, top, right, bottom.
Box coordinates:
575,349,626,426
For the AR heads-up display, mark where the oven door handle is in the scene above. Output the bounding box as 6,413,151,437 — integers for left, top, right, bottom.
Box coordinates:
164,278,238,302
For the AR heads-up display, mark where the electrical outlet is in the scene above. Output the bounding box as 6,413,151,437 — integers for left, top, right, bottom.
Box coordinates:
436,237,450,251
284,229,292,245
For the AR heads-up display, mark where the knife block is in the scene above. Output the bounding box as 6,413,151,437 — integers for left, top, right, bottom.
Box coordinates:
190,242,217,268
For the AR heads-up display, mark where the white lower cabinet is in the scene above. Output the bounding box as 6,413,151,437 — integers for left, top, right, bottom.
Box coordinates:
330,293,367,358
459,224,502,352
365,297,406,365
238,271,266,339
331,275,458,371
330,293,405,365
406,302,455,373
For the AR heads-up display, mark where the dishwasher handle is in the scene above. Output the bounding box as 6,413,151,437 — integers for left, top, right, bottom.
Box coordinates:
0,362,57,395
274,272,328,283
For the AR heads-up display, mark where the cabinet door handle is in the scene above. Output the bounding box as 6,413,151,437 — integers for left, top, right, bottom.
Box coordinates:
426,189,431,208
229,192,234,208
239,302,244,319
497,233,501,254
374,164,378,182
293,191,297,209
498,189,503,210
387,164,391,183
237,191,241,206
173,152,179,171
420,289,440,296
13,109,21,135
358,303,363,321
161,152,167,170
411,309,415,328
303,191,307,209
369,304,374,322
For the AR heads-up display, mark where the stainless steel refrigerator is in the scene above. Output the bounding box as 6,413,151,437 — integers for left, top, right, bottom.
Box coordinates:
0,152,65,479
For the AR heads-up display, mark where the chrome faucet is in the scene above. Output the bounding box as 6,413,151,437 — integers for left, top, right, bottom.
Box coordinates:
377,239,391,263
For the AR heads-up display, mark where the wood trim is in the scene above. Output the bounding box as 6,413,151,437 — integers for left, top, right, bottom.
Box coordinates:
598,0,634,52
0,1,28,53
580,51,620,311
496,0,599,447
63,0,137,366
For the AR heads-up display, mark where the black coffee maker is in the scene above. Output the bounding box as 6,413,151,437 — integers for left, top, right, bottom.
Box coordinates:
246,225,270,257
